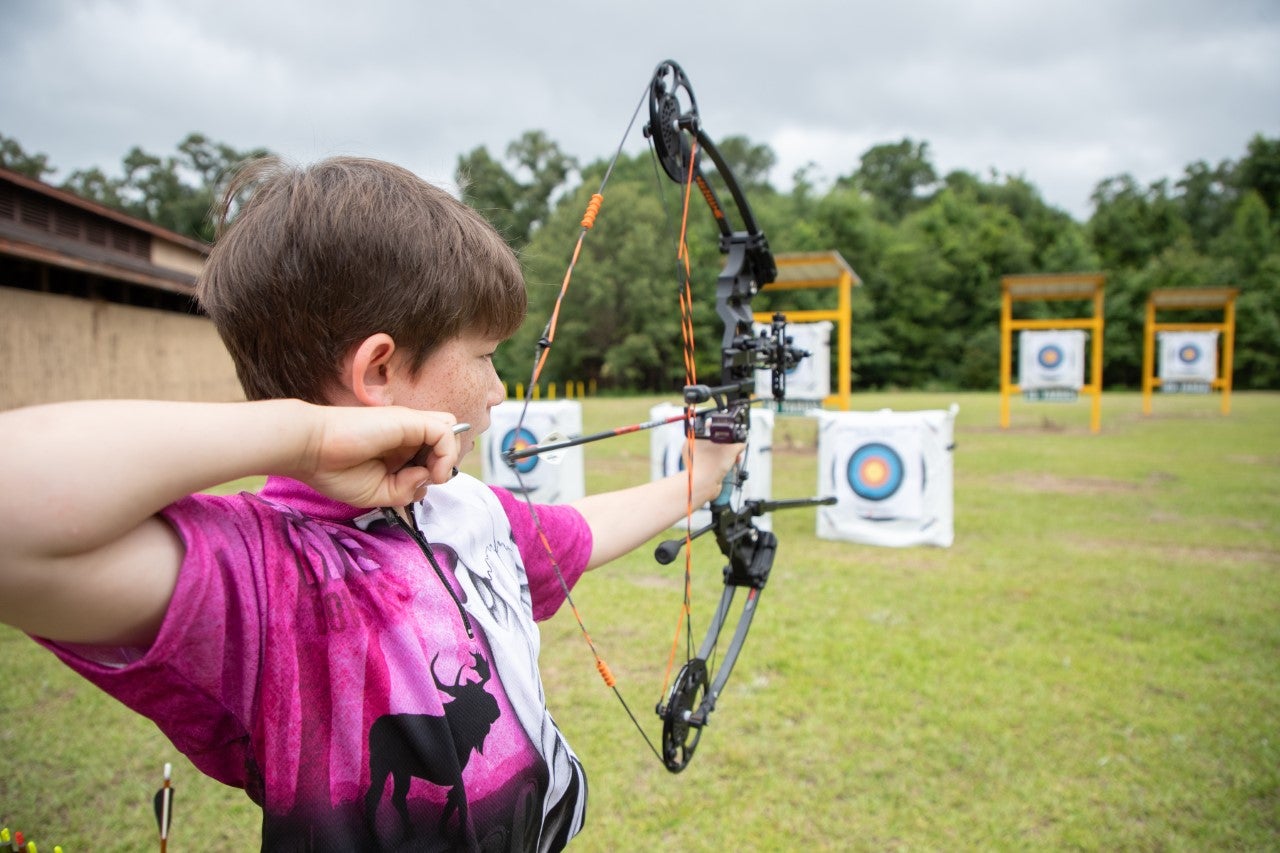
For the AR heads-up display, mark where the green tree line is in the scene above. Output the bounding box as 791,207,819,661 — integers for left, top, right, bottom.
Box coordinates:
5,129,1277,391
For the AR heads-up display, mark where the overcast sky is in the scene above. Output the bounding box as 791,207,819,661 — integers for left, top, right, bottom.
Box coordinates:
3,0,1277,221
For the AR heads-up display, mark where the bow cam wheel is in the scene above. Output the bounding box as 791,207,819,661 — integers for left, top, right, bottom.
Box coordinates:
659,658,708,772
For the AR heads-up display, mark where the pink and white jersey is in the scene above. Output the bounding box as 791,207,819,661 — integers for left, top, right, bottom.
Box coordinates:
39,474,593,851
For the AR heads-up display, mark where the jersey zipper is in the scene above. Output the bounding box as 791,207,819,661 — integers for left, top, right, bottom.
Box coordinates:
381,507,475,640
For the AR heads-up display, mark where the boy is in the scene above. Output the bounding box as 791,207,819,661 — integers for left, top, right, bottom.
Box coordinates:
0,157,740,851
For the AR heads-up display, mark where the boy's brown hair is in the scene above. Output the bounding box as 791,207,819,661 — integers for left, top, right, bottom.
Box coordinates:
197,156,527,403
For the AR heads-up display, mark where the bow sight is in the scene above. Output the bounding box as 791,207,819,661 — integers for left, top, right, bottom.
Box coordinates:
684,311,812,444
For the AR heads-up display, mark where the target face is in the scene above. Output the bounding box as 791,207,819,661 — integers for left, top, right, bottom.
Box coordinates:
1037,344,1064,369
1178,343,1202,364
847,442,905,501
500,427,540,474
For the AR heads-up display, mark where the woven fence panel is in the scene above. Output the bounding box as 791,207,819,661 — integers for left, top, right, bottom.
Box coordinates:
0,288,244,410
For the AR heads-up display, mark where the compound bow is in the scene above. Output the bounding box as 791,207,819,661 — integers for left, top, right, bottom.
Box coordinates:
506,59,834,773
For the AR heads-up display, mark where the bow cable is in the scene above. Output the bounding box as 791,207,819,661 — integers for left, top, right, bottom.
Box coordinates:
509,78,670,765
518,82,649,425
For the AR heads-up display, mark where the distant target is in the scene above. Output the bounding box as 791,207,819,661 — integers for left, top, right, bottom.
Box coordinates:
501,427,540,474
1037,344,1064,369
1178,343,1202,364
847,442,904,501
662,440,688,476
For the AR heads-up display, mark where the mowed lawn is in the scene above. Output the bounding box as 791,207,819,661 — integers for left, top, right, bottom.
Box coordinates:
2,391,1277,851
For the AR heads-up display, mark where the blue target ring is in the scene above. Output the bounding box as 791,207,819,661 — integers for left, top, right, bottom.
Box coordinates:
1178,343,1201,364
847,442,904,501
1037,344,1064,369
501,427,540,474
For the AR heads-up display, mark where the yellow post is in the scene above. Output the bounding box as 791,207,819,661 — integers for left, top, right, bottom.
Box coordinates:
1222,295,1236,415
1089,285,1105,434
514,382,524,400
999,284,1013,429
836,267,852,410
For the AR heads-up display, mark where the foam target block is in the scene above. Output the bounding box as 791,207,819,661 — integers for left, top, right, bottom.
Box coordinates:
816,406,957,547
481,400,585,503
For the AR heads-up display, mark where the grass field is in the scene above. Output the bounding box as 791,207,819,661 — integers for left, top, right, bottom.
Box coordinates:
2,391,1277,851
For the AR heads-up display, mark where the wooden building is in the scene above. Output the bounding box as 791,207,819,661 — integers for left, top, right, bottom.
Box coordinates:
0,166,242,409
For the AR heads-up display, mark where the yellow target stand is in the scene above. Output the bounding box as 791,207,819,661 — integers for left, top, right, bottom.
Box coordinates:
1141,286,1239,416
752,251,861,410
999,273,1107,433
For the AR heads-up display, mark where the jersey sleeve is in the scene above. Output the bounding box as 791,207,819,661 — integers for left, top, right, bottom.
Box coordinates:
35,493,269,790
489,486,593,622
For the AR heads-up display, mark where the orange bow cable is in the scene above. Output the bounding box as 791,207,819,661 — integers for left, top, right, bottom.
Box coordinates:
676,140,701,387
524,78,648,401
528,192,604,387
659,137,703,699
516,464,663,760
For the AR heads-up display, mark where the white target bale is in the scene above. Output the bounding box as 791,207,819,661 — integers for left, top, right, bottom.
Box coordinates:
1018,329,1086,394
754,320,832,403
1158,330,1218,391
816,406,958,548
481,400,585,503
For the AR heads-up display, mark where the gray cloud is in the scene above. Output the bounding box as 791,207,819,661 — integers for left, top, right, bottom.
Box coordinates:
2,0,1277,219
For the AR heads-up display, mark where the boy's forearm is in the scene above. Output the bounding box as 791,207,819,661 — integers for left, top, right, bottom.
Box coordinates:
0,398,314,559
572,442,739,571
571,473,696,570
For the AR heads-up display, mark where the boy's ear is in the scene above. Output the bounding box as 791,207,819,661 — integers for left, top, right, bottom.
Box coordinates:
342,333,399,406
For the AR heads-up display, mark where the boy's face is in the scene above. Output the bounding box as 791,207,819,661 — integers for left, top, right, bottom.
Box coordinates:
391,330,506,459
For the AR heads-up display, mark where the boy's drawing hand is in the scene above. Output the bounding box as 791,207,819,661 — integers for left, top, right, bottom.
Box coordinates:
299,406,463,508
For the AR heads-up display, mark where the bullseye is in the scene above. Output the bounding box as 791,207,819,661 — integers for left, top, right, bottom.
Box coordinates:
1178,343,1201,364
1037,344,1063,369
847,442,904,501
501,427,540,474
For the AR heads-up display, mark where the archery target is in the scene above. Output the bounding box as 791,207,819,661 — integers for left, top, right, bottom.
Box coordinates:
649,402,774,532
835,429,922,521
501,426,541,475
1018,330,1086,391
1038,344,1064,370
481,400,584,502
753,321,832,402
847,442,905,502
816,406,957,548
1158,331,1218,385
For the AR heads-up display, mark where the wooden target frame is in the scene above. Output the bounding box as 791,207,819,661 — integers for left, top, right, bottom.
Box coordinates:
1141,286,1238,416
999,273,1107,433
